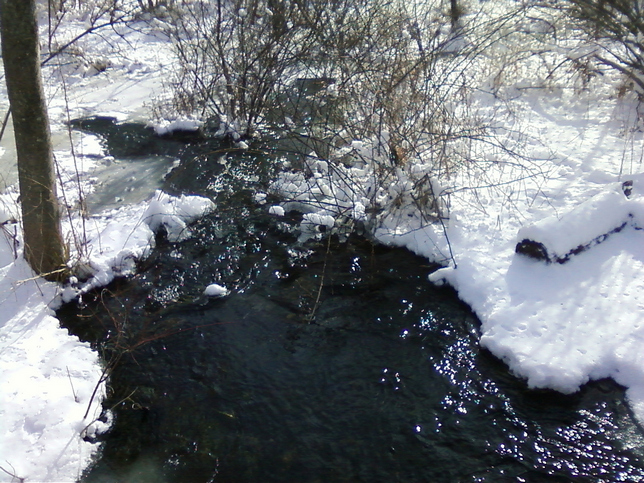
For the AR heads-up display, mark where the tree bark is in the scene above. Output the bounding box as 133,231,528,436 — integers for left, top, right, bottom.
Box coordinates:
0,0,67,279
450,0,462,31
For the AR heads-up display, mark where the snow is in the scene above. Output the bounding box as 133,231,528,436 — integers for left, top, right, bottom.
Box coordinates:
425,87,644,417
416,68,644,416
268,205,285,216
143,190,216,243
0,187,106,481
204,283,229,297
2,1,644,481
149,117,203,136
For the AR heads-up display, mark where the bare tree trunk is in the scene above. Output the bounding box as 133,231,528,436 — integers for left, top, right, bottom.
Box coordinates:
450,0,462,31
0,0,67,280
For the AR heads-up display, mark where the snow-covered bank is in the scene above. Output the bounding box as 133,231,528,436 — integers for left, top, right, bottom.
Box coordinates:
430,178,644,403
420,75,644,425
0,187,214,482
0,235,106,482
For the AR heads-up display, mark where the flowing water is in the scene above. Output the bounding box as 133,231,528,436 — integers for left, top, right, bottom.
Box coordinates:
68,117,204,213
58,121,644,483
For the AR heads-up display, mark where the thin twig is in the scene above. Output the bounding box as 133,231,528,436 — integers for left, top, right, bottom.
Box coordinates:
0,109,11,144
0,463,25,483
66,366,79,403
83,362,111,420
307,234,332,323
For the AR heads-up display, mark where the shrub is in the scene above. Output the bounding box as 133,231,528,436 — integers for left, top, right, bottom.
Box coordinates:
556,0,644,93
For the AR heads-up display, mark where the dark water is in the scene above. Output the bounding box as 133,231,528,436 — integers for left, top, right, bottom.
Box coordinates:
58,122,644,482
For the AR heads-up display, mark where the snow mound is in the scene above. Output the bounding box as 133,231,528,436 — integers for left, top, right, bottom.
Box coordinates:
204,283,229,297
143,190,215,242
516,180,644,263
149,118,204,136
65,191,215,298
268,205,285,216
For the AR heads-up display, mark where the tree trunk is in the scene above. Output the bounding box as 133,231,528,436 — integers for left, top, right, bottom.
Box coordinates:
0,0,67,280
450,0,462,31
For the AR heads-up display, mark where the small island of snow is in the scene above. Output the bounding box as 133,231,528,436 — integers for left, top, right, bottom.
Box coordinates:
204,283,229,297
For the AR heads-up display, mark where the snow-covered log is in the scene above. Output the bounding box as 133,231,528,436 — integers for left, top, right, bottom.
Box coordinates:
516,180,642,263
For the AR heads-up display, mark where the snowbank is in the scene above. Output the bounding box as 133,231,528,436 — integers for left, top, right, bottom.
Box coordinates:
424,91,644,425
0,187,214,482
430,179,644,399
0,206,105,482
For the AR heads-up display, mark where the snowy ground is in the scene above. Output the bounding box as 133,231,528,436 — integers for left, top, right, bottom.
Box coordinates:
429,90,644,412
2,2,644,482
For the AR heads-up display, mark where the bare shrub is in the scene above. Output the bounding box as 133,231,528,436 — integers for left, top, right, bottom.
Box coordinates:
167,0,320,137
551,0,644,93
157,0,552,259
165,1,476,212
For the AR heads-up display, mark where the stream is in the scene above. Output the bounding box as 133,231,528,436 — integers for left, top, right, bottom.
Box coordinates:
58,120,644,482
